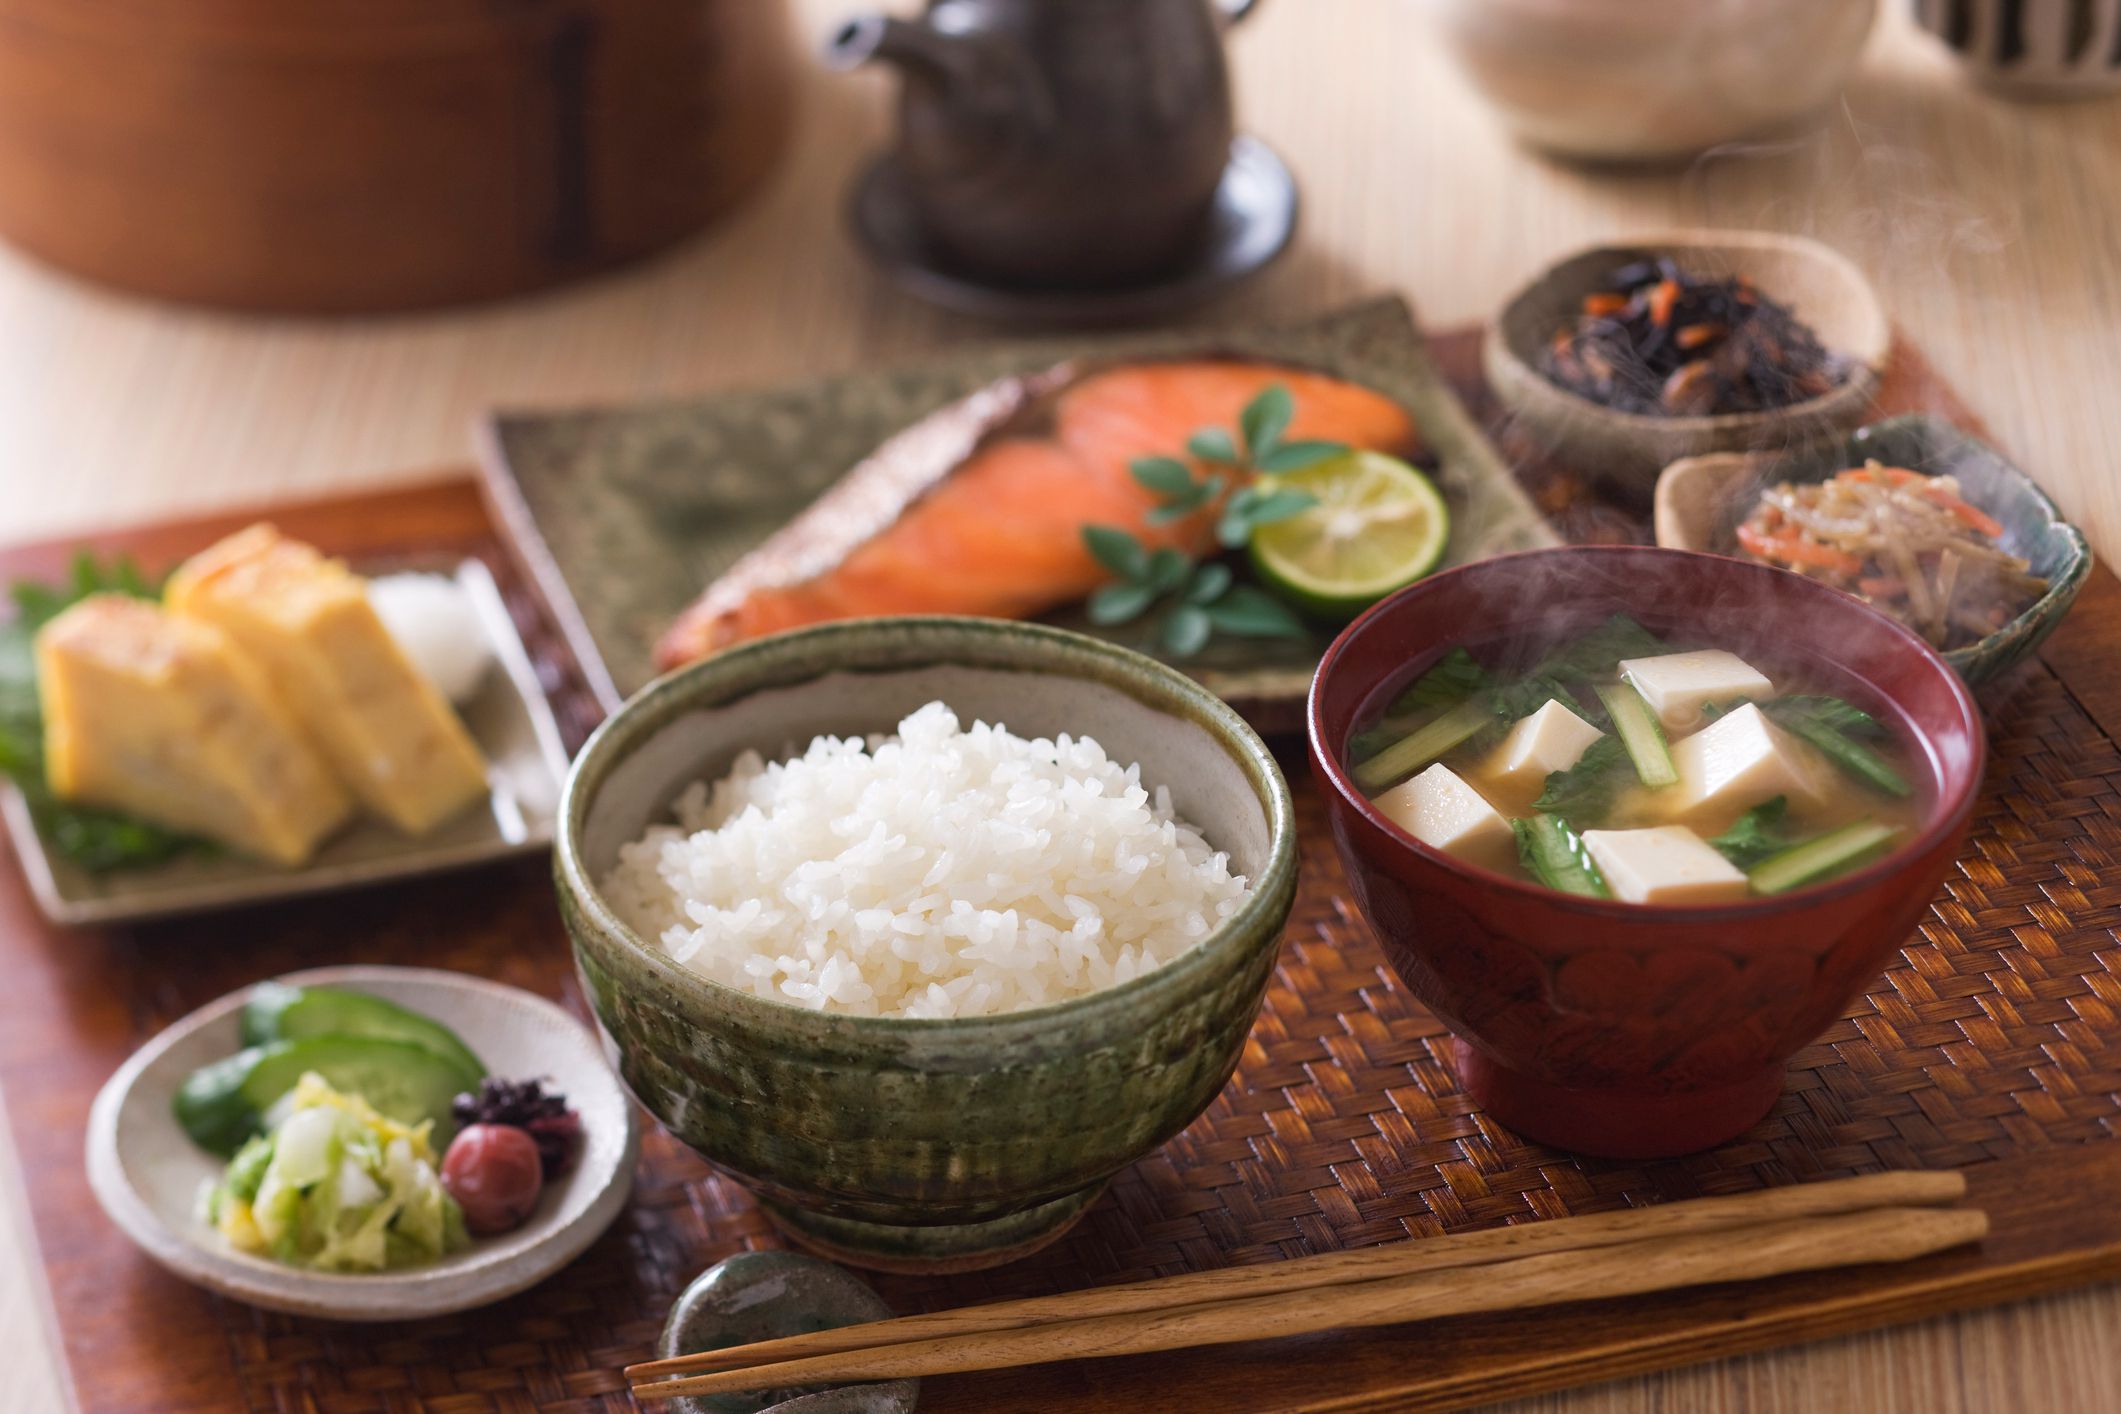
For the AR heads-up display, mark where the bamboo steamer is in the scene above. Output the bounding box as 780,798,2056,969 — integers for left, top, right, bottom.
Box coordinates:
0,0,795,311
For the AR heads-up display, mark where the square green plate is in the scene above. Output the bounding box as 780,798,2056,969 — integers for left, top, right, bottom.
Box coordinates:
479,298,1557,732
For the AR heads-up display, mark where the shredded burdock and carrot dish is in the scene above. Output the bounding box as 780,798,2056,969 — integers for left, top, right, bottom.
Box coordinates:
1539,258,1848,418
1735,461,2045,649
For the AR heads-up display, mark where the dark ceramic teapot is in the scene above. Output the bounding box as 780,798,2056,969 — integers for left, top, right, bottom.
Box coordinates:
828,0,1262,289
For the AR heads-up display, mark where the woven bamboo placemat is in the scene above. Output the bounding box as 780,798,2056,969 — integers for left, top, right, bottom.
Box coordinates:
0,331,2115,1414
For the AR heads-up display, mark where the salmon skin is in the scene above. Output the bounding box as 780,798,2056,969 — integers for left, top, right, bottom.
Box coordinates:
654,357,1420,670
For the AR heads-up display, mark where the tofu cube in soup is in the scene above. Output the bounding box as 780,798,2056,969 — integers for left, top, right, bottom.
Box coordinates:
1667,703,1831,824
1582,826,1749,905
1377,764,1515,872
1489,699,1603,789
1619,649,1773,733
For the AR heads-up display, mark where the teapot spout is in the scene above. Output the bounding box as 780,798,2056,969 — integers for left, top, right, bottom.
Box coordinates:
825,15,990,92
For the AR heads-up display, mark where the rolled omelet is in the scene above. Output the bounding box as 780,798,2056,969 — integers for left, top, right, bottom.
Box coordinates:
36,596,353,866
166,524,489,836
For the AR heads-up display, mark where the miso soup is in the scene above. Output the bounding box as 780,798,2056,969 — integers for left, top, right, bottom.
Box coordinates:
1346,614,1926,904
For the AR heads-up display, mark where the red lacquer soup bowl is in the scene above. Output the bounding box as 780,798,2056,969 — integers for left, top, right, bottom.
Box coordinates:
1308,546,1985,1159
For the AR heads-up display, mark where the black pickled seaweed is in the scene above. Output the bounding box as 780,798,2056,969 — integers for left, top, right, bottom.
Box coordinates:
453,1077,582,1176
1537,257,1849,418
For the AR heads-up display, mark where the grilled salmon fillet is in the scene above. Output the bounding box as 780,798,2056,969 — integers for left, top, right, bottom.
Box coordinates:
655,358,1419,670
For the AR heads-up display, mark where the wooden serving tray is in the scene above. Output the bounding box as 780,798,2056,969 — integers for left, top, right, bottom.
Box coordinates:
3,331,2118,1413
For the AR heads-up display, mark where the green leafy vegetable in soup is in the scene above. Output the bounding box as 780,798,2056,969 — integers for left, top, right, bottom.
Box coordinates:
1352,617,1923,904
1708,796,1792,869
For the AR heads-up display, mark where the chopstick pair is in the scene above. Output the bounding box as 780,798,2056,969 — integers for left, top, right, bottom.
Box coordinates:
626,1170,1983,1403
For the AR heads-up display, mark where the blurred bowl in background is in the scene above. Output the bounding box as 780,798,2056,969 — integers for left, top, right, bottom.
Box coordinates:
1913,0,2121,99
1425,0,1879,163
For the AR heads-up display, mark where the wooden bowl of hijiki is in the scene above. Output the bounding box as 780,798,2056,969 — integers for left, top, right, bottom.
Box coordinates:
1654,414,2092,687
1485,229,1888,489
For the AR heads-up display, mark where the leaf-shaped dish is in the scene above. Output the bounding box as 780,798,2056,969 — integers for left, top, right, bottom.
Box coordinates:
1653,414,2092,686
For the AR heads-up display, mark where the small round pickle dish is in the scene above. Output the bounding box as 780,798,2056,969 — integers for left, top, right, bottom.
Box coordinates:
86,965,639,1320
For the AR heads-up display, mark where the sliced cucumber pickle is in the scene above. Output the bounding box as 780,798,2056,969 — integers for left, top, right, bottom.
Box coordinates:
175,1034,477,1157
241,983,486,1086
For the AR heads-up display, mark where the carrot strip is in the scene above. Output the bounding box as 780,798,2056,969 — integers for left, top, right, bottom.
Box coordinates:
1834,465,2005,538
1582,293,1628,317
1858,576,1907,599
1921,486,2005,538
1647,279,1680,326
1834,465,1913,486
1737,521,1864,577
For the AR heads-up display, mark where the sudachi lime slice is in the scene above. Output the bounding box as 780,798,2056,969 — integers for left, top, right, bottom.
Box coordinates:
1247,450,1450,619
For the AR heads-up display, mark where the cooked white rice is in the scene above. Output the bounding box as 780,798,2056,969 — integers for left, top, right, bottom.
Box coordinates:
601,701,1250,1019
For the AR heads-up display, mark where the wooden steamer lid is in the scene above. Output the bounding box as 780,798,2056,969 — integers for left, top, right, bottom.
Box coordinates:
0,0,796,311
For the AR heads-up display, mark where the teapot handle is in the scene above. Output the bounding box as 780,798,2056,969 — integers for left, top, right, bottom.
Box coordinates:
1215,0,1262,27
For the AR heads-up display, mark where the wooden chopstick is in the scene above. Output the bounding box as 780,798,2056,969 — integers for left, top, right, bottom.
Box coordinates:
627,1169,1963,1384
634,1205,1986,1401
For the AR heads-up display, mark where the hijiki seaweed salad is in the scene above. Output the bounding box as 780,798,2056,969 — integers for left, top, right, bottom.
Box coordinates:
1539,258,1849,417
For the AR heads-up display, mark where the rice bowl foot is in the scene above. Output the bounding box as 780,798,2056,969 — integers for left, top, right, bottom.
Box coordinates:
760,1183,1108,1275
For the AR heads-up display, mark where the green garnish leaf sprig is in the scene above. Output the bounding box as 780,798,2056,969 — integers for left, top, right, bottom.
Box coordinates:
1082,383,1344,658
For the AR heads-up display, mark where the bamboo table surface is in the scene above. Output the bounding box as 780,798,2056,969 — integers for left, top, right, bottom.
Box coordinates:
1,3,2118,1412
